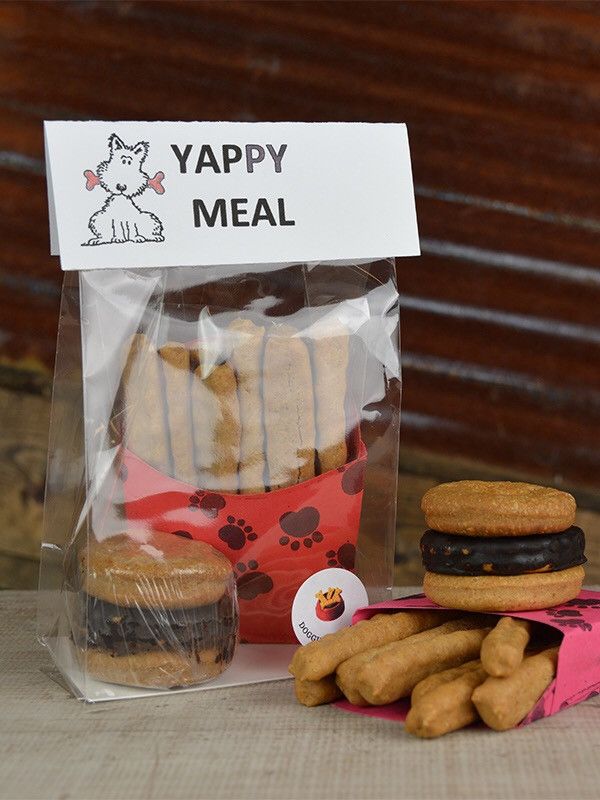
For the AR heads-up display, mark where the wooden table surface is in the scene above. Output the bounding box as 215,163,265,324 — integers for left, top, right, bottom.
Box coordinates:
3,590,600,800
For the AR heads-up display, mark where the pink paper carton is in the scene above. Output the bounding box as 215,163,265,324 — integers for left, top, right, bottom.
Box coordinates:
336,590,600,728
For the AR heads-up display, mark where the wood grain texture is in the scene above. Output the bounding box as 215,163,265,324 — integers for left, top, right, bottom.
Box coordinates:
0,0,599,567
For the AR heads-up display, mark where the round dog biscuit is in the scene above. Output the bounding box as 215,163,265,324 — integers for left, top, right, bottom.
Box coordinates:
81,530,233,609
83,646,226,689
423,565,584,612
421,481,576,536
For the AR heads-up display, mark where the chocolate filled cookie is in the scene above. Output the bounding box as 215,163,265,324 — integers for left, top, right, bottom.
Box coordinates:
76,530,238,688
420,481,585,612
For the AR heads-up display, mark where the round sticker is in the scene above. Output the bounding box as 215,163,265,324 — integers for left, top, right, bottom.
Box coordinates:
291,568,369,644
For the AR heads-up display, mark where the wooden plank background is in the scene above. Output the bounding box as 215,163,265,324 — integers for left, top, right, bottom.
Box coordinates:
1,0,600,587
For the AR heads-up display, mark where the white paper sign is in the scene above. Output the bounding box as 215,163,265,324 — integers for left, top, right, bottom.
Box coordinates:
44,121,419,270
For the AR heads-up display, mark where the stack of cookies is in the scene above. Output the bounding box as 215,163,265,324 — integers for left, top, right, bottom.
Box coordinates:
76,530,239,689
419,481,586,611
119,318,352,493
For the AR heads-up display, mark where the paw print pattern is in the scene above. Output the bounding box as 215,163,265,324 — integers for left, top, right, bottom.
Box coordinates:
326,543,356,570
546,608,592,631
341,461,365,495
562,598,600,609
188,490,226,519
219,516,258,551
279,507,323,551
235,560,274,600
279,531,324,552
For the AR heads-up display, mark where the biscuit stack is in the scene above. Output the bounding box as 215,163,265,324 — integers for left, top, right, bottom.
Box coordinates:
77,530,238,689
119,319,351,494
419,481,586,611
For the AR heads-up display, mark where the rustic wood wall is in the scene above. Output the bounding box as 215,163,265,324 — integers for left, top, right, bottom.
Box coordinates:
2,0,600,587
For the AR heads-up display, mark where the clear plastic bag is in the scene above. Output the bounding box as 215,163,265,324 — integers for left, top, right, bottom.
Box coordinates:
38,258,401,700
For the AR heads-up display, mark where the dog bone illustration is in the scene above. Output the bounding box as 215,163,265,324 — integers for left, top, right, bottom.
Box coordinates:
84,169,101,191
82,169,165,194
147,171,165,194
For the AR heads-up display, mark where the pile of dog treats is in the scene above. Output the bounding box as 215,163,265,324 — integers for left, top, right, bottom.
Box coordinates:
289,610,560,737
118,319,350,493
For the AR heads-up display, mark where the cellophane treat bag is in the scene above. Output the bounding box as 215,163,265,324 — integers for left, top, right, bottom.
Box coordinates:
38,121,419,701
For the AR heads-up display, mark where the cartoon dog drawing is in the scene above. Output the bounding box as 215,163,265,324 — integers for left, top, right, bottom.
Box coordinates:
82,133,165,246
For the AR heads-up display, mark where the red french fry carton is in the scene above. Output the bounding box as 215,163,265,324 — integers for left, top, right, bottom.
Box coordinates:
121,439,367,644
336,590,600,728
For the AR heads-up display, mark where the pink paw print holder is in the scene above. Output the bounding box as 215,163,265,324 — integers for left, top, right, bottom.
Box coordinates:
336,591,600,729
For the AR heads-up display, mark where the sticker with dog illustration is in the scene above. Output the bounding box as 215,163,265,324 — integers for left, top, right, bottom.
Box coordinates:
82,133,165,246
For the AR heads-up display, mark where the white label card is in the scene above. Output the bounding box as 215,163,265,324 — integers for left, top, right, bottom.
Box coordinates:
44,121,420,271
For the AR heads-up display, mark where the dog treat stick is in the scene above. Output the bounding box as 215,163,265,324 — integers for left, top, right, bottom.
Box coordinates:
333,619,463,706
311,325,350,472
472,646,559,731
358,624,492,706
405,666,489,738
335,618,477,706
229,319,266,494
121,334,171,473
335,652,371,706
289,611,451,682
158,343,196,484
263,324,315,489
335,642,410,706
480,617,532,678
411,659,482,705
192,359,241,493
294,676,342,707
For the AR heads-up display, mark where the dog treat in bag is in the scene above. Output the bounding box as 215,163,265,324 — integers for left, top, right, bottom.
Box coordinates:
38,121,419,701
76,530,238,689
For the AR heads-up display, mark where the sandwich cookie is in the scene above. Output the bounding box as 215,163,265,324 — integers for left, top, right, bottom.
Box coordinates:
420,481,585,612
77,530,238,688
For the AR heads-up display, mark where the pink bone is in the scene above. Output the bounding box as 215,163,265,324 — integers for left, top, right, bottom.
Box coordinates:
82,170,165,194
147,171,165,194
83,169,100,191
